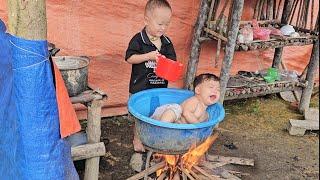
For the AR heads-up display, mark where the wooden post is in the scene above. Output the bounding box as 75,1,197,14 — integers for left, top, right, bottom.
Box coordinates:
84,100,102,180
267,0,274,20
219,0,244,103
184,0,210,90
272,0,294,69
7,0,47,40
299,39,319,113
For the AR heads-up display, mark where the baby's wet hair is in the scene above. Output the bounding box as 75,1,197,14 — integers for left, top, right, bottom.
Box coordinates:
193,73,220,89
145,0,172,15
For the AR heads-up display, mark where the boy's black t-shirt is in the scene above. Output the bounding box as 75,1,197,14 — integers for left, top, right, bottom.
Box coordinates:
125,28,176,94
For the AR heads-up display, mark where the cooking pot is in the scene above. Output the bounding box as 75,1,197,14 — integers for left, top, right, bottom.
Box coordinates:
52,56,89,97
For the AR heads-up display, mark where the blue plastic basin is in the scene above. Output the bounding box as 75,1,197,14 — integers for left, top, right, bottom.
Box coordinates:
128,88,225,154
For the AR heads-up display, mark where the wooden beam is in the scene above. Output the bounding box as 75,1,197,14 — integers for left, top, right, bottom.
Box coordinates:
219,0,244,103
203,28,228,42
84,100,102,180
71,142,106,161
267,0,274,20
272,0,294,69
299,39,319,113
206,155,254,166
7,0,47,40
184,0,210,90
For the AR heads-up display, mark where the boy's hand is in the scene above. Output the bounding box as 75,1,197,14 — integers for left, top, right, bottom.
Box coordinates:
147,50,162,61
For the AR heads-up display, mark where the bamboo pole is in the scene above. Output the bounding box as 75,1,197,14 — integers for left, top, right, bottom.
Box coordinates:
272,0,294,69
84,99,103,180
310,0,314,30
207,0,216,28
303,0,311,29
299,39,319,113
289,0,300,25
276,0,283,20
219,0,244,103
253,0,261,19
267,0,274,20
273,0,277,19
212,0,220,20
297,0,305,27
257,0,266,20
184,0,210,90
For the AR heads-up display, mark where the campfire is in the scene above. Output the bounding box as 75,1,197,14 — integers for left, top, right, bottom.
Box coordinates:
127,132,254,180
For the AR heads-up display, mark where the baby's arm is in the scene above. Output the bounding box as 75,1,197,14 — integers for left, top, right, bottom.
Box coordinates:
126,50,159,64
181,98,200,124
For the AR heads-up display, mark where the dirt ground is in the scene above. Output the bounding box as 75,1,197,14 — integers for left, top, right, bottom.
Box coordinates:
76,94,319,180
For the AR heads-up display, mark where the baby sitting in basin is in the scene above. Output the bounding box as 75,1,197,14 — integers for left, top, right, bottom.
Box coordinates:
151,73,220,123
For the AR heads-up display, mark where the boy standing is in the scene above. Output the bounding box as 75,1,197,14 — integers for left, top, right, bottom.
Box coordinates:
125,0,176,152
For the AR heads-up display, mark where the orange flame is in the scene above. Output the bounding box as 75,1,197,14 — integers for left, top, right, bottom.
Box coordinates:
155,154,179,177
182,133,219,169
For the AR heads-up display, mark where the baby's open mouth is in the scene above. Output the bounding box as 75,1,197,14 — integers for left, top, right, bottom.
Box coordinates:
210,95,216,101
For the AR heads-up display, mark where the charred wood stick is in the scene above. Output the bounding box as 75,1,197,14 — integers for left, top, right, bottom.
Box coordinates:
126,161,166,180
218,169,241,180
181,163,187,180
206,155,254,166
188,168,201,180
193,165,217,180
180,167,196,180
156,171,167,180
200,161,228,169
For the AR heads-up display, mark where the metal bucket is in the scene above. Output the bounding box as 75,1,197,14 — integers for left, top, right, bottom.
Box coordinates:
128,88,225,154
53,56,89,97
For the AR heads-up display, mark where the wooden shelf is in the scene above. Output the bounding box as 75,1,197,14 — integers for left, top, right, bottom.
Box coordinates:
204,20,319,51
224,76,306,100
235,35,317,51
70,87,107,180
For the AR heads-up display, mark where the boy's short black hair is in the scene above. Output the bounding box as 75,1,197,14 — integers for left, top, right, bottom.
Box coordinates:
193,73,220,89
145,0,172,15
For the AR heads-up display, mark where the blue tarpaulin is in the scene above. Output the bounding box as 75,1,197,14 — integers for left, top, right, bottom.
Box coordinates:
0,19,78,180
